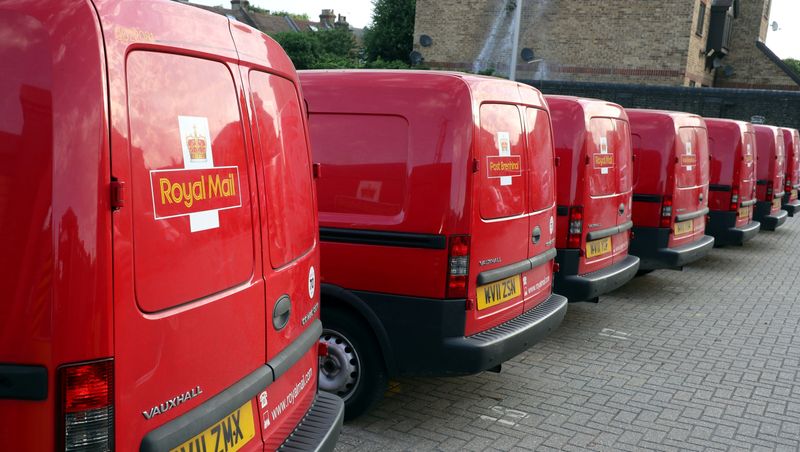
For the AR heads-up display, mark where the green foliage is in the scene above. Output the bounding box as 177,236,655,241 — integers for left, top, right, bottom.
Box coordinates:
785,58,800,76
272,28,359,69
363,58,410,69
363,0,416,63
269,10,310,21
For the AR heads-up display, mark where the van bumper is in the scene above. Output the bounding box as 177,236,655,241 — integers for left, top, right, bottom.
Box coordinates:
280,391,344,452
781,196,800,216
754,201,788,231
706,210,760,246
554,251,640,301
357,290,567,376
630,227,715,270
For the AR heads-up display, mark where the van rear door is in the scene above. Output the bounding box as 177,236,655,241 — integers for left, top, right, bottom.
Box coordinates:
469,104,528,335
671,127,709,247
523,107,556,311
580,117,632,274
739,131,757,219
773,131,787,212
106,12,266,447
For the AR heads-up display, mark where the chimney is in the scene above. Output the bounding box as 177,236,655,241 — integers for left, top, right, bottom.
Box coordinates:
231,0,249,11
319,9,336,28
335,14,349,29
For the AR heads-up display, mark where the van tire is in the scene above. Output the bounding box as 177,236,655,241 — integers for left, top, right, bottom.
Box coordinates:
319,307,387,420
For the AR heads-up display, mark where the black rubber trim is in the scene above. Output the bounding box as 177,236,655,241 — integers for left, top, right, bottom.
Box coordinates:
140,366,273,452
0,364,47,401
632,194,662,203
268,320,323,380
556,205,569,216
756,179,768,185
794,184,800,189
319,227,446,250
740,199,757,207
280,392,344,452
585,221,634,241
708,184,732,192
554,254,640,301
476,248,557,286
141,321,322,452
675,207,710,222
706,210,761,246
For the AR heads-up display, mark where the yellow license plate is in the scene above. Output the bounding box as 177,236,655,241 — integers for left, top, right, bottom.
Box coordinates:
773,197,782,209
738,206,750,219
792,189,798,199
171,401,256,452
585,237,612,258
674,220,693,236
477,275,521,311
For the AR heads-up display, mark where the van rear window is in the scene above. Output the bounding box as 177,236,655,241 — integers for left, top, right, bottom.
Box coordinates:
587,118,631,197
310,114,408,220
126,51,255,312
676,127,709,189
525,108,555,212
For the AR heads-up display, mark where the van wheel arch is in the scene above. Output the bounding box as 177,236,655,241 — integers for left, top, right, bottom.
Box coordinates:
319,283,397,376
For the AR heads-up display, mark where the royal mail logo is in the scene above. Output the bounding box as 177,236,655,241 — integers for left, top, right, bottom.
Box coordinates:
487,155,522,178
680,154,698,166
593,153,615,169
186,125,208,162
150,167,242,219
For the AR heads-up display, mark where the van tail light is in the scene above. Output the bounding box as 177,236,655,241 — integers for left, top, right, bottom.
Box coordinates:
567,206,583,249
446,235,470,299
660,196,673,228
729,187,740,211
786,181,792,194
59,359,114,451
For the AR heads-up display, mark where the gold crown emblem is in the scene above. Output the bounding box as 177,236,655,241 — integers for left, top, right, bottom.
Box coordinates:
187,125,207,162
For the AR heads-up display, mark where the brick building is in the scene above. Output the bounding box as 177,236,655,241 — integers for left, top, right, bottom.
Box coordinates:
413,0,799,90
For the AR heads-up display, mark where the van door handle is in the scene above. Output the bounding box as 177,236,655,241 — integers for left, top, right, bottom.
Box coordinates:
531,226,541,244
273,295,292,331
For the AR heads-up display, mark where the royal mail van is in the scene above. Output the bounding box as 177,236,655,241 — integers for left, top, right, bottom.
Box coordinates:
704,118,761,246
544,96,639,301
0,1,343,450
752,124,789,230
300,70,568,418
627,110,715,270
781,128,800,216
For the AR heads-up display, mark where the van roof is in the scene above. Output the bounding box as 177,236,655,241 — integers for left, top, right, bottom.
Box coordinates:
626,109,706,129
705,118,755,134
545,95,628,121
299,70,547,109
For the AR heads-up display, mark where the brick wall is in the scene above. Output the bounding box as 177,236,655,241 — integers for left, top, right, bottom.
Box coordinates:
685,0,715,87
529,79,800,130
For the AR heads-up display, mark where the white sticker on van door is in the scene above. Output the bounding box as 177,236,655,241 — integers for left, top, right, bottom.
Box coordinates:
681,141,696,171
596,137,612,175
487,131,520,187
178,116,220,232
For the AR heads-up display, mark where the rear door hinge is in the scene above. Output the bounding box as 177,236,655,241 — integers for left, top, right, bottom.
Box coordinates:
111,179,126,210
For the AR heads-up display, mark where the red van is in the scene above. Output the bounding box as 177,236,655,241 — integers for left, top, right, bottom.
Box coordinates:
300,70,568,418
545,96,639,302
782,128,800,216
627,110,715,270
704,118,761,246
0,1,343,450
752,124,789,230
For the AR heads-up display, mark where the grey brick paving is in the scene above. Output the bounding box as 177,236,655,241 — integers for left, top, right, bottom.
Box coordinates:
335,218,800,451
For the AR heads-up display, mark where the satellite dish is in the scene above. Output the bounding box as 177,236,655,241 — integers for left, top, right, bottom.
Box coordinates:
419,34,433,47
712,58,722,69
723,65,735,77
771,21,780,32
520,48,535,63
409,50,424,66
751,115,766,125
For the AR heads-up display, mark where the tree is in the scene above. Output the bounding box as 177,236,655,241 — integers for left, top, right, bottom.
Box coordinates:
362,0,416,64
785,58,800,76
273,28,359,69
270,10,310,21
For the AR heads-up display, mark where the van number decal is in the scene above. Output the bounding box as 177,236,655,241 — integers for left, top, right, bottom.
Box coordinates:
488,131,520,186
594,137,614,174
149,116,242,232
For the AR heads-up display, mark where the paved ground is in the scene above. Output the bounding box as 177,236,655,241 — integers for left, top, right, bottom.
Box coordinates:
335,217,800,451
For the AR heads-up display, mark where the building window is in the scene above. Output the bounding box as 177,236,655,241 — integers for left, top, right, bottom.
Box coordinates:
696,2,706,36
689,80,697,87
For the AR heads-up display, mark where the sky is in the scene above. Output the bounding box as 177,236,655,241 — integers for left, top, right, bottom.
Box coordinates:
191,0,797,59
765,0,800,60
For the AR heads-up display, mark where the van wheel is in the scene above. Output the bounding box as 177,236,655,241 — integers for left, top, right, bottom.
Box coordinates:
318,308,387,420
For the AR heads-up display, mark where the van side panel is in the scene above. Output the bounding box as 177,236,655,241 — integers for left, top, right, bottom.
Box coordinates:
0,2,111,449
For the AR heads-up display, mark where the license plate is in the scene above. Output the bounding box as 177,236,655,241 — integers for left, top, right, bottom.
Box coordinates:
477,275,521,311
773,197,782,209
171,401,256,452
738,206,750,219
673,220,693,236
585,237,612,258
792,189,798,200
